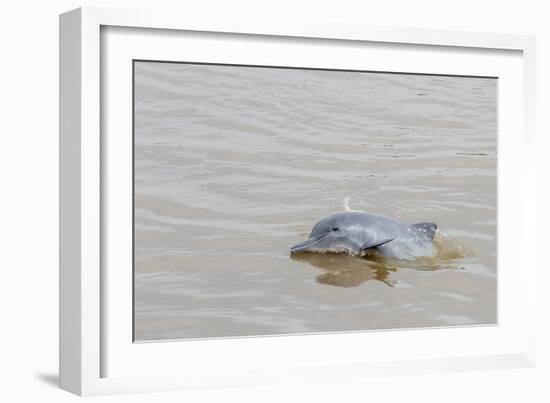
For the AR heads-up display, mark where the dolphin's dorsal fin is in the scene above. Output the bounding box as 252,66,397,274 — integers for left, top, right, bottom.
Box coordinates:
362,238,393,250
411,222,438,240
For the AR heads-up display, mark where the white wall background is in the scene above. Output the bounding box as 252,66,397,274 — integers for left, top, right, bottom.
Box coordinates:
1,0,548,401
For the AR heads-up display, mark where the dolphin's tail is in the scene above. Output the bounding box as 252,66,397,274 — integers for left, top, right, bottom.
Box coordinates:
411,223,438,240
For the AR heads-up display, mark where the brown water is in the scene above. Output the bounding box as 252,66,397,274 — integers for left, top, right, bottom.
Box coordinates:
133,61,497,341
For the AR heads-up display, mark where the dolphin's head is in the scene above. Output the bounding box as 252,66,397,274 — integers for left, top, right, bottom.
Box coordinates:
290,212,396,256
290,216,351,254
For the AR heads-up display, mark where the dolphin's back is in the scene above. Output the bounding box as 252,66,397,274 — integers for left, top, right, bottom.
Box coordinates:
411,222,438,240
312,211,407,237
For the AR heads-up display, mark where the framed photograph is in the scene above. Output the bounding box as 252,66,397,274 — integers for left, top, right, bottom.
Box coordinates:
59,7,537,396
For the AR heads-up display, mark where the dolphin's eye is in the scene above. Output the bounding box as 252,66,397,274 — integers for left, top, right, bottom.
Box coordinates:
331,227,339,231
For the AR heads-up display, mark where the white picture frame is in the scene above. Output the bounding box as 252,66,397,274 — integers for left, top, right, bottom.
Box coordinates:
59,6,537,396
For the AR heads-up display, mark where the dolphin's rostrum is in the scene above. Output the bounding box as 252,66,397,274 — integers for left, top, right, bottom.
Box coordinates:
290,211,437,261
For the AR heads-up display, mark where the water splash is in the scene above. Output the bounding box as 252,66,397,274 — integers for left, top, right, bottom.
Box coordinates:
341,197,364,212
405,230,469,268
433,230,469,260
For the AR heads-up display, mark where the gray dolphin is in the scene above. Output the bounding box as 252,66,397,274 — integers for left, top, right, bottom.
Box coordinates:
290,211,437,261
